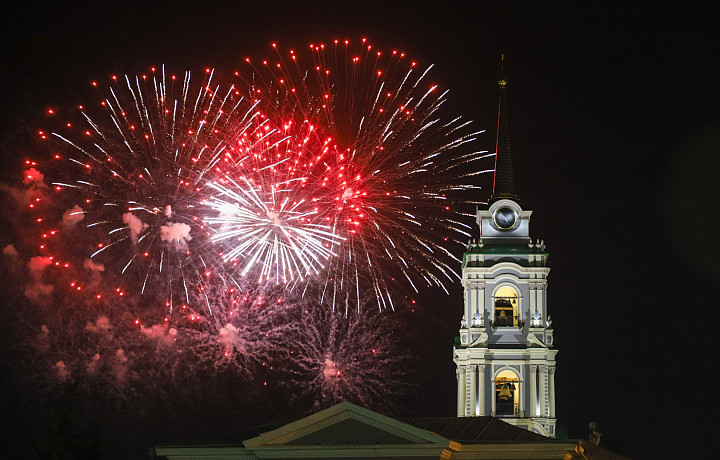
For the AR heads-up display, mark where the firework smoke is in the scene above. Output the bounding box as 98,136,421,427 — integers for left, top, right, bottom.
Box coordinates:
275,301,414,412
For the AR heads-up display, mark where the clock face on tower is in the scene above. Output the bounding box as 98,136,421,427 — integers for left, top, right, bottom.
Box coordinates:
493,207,517,230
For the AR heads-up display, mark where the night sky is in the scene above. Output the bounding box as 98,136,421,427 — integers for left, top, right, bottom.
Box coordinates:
2,2,718,458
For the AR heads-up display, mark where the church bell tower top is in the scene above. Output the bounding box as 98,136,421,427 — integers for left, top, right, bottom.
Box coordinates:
479,56,531,245
454,56,556,437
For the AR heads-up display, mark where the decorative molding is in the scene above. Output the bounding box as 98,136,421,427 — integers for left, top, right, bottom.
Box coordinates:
251,446,456,458
244,403,451,449
492,364,524,382
469,332,488,347
266,412,429,446
527,333,547,348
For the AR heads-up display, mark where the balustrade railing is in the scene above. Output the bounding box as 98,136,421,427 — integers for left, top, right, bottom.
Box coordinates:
495,402,520,416
492,315,524,328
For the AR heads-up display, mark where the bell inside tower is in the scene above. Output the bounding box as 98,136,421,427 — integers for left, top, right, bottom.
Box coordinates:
493,286,519,327
495,370,519,416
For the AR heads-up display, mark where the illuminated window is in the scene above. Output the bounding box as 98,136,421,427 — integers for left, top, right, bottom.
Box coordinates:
493,285,518,327
495,369,520,416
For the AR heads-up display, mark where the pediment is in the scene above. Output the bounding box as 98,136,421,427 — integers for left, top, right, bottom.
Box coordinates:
243,402,452,448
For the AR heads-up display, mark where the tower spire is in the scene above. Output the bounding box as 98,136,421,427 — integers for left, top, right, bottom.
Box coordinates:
491,54,517,203
455,55,556,437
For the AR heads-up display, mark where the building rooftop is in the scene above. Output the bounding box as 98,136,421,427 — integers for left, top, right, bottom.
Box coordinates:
401,416,552,443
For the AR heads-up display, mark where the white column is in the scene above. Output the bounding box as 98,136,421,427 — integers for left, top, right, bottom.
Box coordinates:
464,285,471,327
457,366,466,416
478,283,485,326
490,376,496,416
469,284,478,326
530,284,537,323
530,364,538,417
478,365,486,415
548,366,556,418
539,365,548,417
467,365,477,416
474,285,480,325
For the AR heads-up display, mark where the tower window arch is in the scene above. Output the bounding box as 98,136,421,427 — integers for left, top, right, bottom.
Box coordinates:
495,369,520,416
493,285,519,327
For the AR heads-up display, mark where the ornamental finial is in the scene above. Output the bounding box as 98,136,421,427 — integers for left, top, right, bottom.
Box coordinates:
498,53,507,87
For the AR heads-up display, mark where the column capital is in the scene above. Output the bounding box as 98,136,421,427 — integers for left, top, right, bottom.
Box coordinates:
477,364,486,372
457,366,467,375
530,364,538,372
548,366,556,375
468,364,478,372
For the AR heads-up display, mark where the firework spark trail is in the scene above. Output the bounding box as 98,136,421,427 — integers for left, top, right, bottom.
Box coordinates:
43,66,251,313
5,231,294,400
3,41,476,410
31,38,491,321
40,41,492,316
230,39,494,312
275,302,414,412
7,247,412,413
202,111,346,287
168,281,299,379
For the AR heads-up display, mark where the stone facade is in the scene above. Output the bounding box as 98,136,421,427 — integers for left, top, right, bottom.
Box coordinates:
453,198,558,437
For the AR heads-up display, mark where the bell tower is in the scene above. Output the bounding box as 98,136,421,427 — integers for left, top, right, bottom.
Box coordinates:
453,58,558,437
